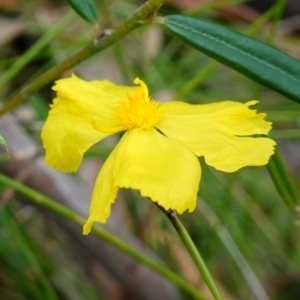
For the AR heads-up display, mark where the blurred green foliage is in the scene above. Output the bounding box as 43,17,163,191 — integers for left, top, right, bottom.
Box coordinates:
0,0,300,299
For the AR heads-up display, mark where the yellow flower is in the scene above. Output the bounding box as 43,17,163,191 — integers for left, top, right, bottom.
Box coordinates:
41,75,276,235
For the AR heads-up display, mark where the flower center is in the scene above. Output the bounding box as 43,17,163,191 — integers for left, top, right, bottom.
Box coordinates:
118,78,163,130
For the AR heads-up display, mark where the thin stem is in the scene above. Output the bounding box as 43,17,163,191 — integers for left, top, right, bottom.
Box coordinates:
0,10,77,90
175,61,218,99
0,0,164,116
98,0,132,83
185,0,248,16
267,0,287,44
0,172,207,300
272,129,300,139
165,210,224,300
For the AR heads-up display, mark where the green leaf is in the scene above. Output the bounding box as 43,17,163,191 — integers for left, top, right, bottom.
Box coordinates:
163,15,300,104
267,149,298,207
66,0,98,23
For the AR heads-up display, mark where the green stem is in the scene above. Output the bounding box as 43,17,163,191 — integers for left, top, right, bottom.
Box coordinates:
267,0,287,44
0,10,77,90
175,61,218,99
0,0,164,116
0,172,207,300
188,0,248,16
271,129,300,139
244,4,278,36
98,0,132,83
166,210,223,300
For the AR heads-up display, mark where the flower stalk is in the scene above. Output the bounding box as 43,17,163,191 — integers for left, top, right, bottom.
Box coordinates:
165,210,224,300
0,0,164,116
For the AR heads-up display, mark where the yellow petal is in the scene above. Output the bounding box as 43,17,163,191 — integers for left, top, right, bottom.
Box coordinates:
113,129,201,213
83,145,119,235
41,95,110,172
158,100,275,172
203,135,275,172
53,74,136,133
42,75,136,172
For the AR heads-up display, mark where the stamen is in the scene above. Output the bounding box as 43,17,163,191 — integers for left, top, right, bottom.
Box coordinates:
118,79,163,130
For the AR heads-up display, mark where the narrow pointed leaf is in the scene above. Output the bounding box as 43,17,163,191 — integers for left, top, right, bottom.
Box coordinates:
163,15,300,104
66,0,98,23
267,149,298,207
